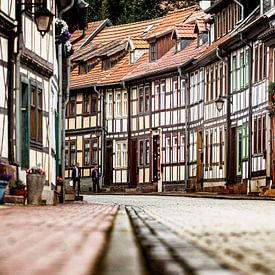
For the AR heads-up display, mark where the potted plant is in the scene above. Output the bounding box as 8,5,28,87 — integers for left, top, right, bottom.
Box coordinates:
26,167,46,205
10,179,28,198
0,173,11,204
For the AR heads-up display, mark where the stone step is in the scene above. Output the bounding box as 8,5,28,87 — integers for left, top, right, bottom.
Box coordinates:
64,193,75,201
4,195,25,204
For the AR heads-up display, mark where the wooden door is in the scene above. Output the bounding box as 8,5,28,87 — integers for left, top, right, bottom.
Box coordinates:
105,140,113,186
152,135,160,182
196,130,203,186
130,139,138,187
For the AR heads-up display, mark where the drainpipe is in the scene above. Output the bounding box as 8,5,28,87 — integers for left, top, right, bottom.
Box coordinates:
233,0,244,24
8,35,15,165
216,47,231,187
178,66,189,191
240,33,253,194
123,81,131,188
58,1,74,203
15,1,23,174
94,85,105,187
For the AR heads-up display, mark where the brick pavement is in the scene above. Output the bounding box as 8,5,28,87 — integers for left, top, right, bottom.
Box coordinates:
0,202,118,275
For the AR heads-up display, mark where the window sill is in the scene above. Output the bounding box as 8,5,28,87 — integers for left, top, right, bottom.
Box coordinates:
30,141,43,150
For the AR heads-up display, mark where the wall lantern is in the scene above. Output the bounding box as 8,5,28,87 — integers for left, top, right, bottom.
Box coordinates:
215,95,225,112
21,1,54,37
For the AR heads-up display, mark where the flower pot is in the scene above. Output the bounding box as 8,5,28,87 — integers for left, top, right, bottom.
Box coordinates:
27,174,45,205
0,180,9,204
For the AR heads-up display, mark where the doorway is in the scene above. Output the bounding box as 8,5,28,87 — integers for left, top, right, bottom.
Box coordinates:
130,139,138,187
105,140,113,186
152,135,160,182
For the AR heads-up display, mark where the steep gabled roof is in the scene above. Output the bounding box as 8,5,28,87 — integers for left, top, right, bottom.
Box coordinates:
71,19,112,51
147,5,198,40
91,17,163,44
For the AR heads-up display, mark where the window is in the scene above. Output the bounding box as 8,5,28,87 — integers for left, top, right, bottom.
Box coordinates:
173,79,178,108
144,86,150,112
219,64,223,97
83,139,98,166
180,135,185,162
160,81,165,110
138,87,144,113
210,132,213,166
145,140,150,165
150,43,157,61
30,86,42,143
253,116,266,154
210,67,214,100
107,93,113,117
115,142,127,167
116,92,121,116
92,141,98,164
222,9,226,35
228,4,232,31
181,79,185,106
232,55,237,91
216,14,221,39
83,94,91,114
205,133,209,168
165,136,171,163
122,143,127,166
242,124,248,159
116,143,121,167
122,91,127,116
139,140,144,165
65,140,76,167
67,96,76,117
155,82,160,111
91,95,97,114
240,52,244,88
237,131,242,174
254,45,259,83
219,129,223,165
83,140,90,166
172,136,178,162
205,69,209,101
215,65,219,99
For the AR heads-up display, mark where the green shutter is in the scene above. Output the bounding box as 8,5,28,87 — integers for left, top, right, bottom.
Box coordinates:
21,80,30,169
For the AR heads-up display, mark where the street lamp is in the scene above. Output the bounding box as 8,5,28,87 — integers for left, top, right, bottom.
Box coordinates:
20,1,54,37
34,4,54,37
215,95,226,112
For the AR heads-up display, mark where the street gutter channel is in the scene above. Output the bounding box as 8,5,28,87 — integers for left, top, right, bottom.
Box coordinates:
126,206,236,275
97,205,148,275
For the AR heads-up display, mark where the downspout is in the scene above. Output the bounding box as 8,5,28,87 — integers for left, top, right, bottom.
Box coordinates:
94,85,105,187
15,1,23,174
59,0,74,202
216,47,231,187
178,66,189,191
8,34,15,165
233,0,244,24
123,80,131,188
240,33,253,194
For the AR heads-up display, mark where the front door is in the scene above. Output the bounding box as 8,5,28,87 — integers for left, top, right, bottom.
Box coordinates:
196,130,203,188
130,139,138,188
105,140,113,186
152,135,160,182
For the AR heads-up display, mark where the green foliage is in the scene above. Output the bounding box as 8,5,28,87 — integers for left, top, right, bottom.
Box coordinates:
86,0,198,25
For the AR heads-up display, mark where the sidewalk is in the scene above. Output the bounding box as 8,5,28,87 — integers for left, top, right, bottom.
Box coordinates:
0,202,118,275
82,191,275,201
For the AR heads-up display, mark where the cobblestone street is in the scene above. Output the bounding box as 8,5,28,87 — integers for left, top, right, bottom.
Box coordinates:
86,195,275,275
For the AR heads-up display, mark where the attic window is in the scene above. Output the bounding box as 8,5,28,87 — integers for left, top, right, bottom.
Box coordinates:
130,51,135,64
150,43,157,61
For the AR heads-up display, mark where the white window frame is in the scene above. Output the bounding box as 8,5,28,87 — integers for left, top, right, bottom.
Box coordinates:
181,79,185,106
122,91,127,116
107,93,113,118
172,136,178,162
116,92,121,117
155,83,160,111
160,81,165,110
173,79,178,108
165,136,171,163
116,141,127,168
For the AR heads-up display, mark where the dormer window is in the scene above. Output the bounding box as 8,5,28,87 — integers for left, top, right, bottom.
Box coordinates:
130,51,135,64
150,43,157,61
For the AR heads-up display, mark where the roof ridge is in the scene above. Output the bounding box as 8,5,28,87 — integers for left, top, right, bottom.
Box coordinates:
106,17,162,29
166,4,199,14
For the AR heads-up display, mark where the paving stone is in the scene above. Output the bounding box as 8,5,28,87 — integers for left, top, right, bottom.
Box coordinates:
0,203,118,275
